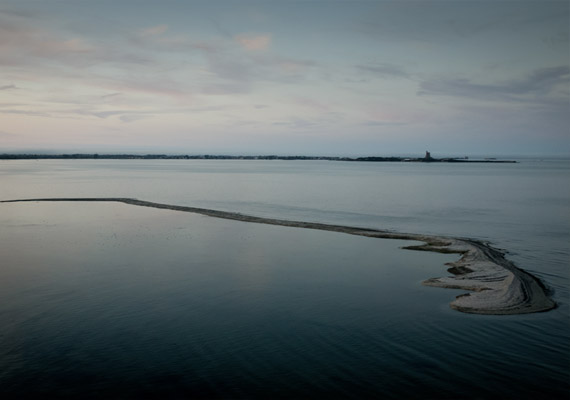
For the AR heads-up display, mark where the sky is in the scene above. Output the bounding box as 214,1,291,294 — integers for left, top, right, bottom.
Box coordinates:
1,0,568,156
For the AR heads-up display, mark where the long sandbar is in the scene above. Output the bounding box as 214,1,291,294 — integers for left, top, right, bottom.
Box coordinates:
1,197,555,315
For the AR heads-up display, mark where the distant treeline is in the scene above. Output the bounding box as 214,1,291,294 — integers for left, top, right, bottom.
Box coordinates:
0,154,516,163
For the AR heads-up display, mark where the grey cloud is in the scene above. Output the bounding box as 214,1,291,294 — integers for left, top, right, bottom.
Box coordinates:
362,120,407,127
186,105,233,113
92,110,130,119
272,112,342,130
199,82,251,95
541,31,569,46
273,118,318,129
196,49,318,95
1,10,317,100
0,102,24,107
0,8,38,19
358,2,567,44
356,63,410,79
98,76,191,98
524,67,570,94
0,84,17,90
205,52,254,82
0,19,90,60
126,36,257,94
418,66,569,101
70,104,233,123
119,114,148,123
71,109,155,122
206,16,233,40
0,16,154,70
0,109,50,117
101,92,122,100
442,7,565,39
128,30,217,55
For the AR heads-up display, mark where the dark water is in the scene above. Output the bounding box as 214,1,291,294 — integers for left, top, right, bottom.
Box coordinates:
1,160,568,398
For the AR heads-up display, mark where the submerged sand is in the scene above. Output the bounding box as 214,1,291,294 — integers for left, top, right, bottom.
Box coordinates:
1,197,556,315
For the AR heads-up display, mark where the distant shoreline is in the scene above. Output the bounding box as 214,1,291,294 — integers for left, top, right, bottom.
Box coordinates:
0,154,517,163
1,197,553,314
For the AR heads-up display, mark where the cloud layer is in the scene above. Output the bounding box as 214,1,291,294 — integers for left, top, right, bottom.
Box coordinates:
0,1,568,155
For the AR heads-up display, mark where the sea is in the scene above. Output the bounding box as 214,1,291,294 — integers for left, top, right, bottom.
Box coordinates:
0,158,568,399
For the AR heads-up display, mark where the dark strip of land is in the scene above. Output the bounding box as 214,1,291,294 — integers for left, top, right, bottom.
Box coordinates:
0,154,517,163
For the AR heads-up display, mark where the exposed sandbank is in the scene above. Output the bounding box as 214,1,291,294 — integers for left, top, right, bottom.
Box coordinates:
1,197,555,315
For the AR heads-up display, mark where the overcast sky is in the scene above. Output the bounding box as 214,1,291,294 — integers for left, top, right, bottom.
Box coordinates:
1,0,568,156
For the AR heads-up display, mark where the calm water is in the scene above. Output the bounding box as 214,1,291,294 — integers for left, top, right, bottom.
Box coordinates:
1,159,569,398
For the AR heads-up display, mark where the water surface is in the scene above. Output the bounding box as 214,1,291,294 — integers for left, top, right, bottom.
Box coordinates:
1,159,568,398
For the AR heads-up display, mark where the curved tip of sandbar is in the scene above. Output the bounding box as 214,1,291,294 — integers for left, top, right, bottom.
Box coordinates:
417,239,556,315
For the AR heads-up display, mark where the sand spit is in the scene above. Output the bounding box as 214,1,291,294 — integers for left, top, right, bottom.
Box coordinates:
1,198,555,315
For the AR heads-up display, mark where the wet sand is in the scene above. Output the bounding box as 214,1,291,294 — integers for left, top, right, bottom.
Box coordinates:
1,197,556,315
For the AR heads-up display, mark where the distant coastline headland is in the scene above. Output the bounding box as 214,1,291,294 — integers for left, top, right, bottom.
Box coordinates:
0,151,517,163
1,197,553,315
